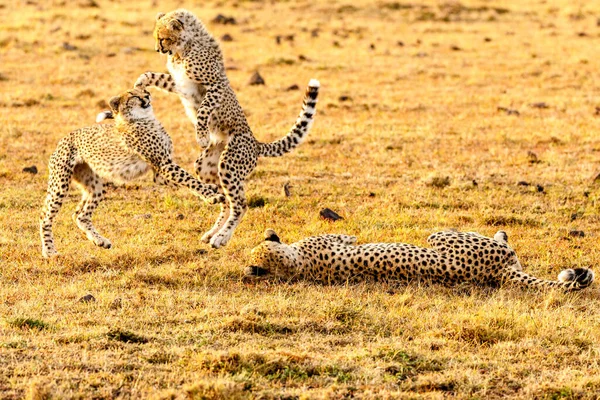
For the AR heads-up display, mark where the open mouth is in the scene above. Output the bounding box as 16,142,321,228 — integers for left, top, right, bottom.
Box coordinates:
244,266,269,277
141,102,150,109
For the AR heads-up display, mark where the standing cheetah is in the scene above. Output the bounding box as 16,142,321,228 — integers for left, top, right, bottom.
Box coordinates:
246,229,595,291
39,88,223,258
133,9,320,248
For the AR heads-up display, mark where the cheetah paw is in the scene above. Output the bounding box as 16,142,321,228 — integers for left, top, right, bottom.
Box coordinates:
196,126,210,147
134,74,150,88
205,193,225,205
201,231,214,243
91,236,112,249
209,231,232,249
42,246,59,258
197,135,210,148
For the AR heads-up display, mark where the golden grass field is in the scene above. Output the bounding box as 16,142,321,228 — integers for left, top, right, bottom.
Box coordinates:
1,0,600,398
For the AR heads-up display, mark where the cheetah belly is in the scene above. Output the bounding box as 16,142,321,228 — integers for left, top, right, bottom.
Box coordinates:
87,154,151,185
76,135,152,184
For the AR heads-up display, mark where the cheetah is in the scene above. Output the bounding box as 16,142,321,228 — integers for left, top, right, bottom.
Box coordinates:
39,88,223,258
132,9,320,248
246,229,595,291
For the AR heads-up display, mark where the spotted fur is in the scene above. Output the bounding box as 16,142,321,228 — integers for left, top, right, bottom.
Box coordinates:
39,88,223,258
131,9,319,248
246,229,595,291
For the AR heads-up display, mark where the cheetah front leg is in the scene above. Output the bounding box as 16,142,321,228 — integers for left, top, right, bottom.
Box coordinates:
195,84,221,148
72,163,111,249
40,139,77,258
155,162,224,204
134,72,178,93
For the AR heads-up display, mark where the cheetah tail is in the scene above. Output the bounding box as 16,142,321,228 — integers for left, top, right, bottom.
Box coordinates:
505,267,594,291
257,79,319,157
96,110,114,123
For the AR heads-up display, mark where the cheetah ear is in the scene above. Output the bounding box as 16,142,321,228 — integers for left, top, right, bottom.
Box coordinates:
264,229,280,243
108,96,121,113
156,12,165,21
168,19,184,31
494,231,508,243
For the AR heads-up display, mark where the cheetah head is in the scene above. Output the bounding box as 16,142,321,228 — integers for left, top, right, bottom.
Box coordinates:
154,10,195,55
245,229,301,280
106,88,153,121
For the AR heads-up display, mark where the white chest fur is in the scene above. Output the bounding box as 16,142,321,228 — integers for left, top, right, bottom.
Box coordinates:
168,59,200,124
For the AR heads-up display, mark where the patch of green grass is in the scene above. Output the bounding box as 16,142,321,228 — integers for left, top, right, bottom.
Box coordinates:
8,318,50,331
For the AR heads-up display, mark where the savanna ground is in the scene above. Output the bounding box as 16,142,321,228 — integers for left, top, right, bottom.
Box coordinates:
1,0,600,398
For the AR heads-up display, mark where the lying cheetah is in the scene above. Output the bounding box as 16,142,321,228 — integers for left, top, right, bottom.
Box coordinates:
132,9,319,248
246,229,595,291
40,88,223,258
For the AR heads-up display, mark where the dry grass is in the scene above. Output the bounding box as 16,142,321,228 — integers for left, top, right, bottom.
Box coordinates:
1,0,600,398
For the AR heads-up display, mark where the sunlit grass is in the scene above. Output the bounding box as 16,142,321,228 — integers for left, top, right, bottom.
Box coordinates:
1,0,600,398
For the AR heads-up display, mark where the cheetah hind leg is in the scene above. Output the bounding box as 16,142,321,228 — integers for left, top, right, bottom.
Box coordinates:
40,143,77,258
201,202,230,243
72,164,112,249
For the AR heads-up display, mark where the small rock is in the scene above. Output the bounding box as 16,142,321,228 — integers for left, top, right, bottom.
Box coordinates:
426,176,451,188
298,54,308,61
531,102,549,109
283,182,291,197
212,14,236,25
484,37,492,42
338,95,352,102
176,214,185,220
62,42,77,51
577,32,588,37
397,41,404,46
79,0,99,7
333,41,341,47
497,106,520,116
415,52,428,57
79,294,96,303
248,71,265,85
450,45,461,51
595,107,600,116
0,73,8,81
22,165,38,174
285,84,299,91
527,151,540,164
368,192,376,197
517,181,530,186
369,43,376,50
134,213,152,219
320,208,343,222
569,230,585,238
96,99,108,108
221,33,233,42
110,298,122,309
311,29,319,37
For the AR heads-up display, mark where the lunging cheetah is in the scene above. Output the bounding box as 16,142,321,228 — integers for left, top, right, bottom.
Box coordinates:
132,9,320,248
246,229,595,291
40,88,223,258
